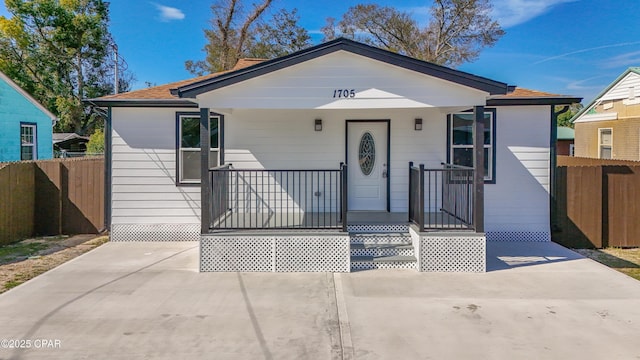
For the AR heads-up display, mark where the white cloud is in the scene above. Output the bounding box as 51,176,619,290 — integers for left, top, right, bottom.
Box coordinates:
546,75,608,92
154,3,185,22
533,41,640,65
602,50,640,68
491,0,578,28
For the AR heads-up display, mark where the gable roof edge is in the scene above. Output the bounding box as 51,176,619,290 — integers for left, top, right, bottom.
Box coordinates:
0,71,57,121
175,38,509,98
572,67,640,122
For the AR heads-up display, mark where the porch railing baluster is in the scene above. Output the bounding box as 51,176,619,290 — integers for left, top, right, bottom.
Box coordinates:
208,166,344,230
408,162,475,231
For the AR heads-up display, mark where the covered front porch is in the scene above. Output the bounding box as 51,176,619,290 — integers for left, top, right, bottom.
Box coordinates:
202,162,481,233
177,39,503,272
199,145,487,273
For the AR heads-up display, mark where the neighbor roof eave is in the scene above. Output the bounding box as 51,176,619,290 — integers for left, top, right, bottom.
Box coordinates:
487,96,582,106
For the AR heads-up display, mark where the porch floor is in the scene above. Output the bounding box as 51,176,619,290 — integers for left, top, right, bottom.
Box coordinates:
210,211,471,230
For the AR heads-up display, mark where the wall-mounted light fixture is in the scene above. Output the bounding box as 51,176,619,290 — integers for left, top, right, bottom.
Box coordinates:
315,119,323,131
414,118,423,131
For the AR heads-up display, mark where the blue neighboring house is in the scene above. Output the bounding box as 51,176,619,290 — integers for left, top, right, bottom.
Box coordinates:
0,71,56,162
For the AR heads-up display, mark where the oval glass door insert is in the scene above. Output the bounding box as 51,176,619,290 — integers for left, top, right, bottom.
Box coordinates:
359,132,375,176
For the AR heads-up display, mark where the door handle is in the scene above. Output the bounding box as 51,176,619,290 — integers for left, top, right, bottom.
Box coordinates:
382,163,387,178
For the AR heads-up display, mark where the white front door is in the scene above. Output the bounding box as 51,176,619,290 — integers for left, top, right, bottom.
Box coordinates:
348,122,388,211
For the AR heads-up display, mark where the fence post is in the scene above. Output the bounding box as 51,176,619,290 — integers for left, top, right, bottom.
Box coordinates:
342,163,348,232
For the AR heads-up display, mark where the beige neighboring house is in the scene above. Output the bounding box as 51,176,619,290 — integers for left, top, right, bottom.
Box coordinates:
572,67,640,160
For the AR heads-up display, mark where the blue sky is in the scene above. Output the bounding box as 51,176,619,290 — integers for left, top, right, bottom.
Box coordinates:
1,0,640,102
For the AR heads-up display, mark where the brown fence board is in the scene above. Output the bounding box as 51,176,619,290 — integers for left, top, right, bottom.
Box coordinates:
605,166,640,247
0,158,104,245
554,166,603,248
0,163,35,245
61,159,104,234
0,166,9,244
34,161,62,235
554,162,640,248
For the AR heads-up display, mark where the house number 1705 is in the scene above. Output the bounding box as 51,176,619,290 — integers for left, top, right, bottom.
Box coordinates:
333,89,356,98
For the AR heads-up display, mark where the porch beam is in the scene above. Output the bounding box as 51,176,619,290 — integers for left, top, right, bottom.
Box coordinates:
200,107,211,234
473,105,485,233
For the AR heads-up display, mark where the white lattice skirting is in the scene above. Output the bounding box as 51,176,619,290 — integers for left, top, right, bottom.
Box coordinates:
416,232,486,273
486,231,550,242
200,234,350,272
111,224,200,242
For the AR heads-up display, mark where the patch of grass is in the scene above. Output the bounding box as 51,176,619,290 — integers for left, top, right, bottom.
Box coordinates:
3,273,33,291
576,248,640,281
0,242,48,263
4,280,22,290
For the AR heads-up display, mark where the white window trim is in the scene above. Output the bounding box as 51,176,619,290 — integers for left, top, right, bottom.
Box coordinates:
598,128,613,159
449,111,495,182
569,144,575,157
20,123,37,161
178,115,220,184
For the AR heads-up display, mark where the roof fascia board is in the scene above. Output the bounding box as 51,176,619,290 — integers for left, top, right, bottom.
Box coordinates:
487,96,582,106
176,38,509,98
85,99,198,108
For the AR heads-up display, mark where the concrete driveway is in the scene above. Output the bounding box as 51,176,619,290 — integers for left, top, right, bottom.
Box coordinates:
1,241,639,359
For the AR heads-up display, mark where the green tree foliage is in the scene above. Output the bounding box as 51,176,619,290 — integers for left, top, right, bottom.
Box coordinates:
556,103,584,128
0,0,132,134
86,127,104,154
248,9,311,59
185,0,310,74
322,0,505,68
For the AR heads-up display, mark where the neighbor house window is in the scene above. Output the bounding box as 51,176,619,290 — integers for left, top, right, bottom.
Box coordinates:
599,128,612,159
20,123,37,160
177,113,220,184
448,110,496,182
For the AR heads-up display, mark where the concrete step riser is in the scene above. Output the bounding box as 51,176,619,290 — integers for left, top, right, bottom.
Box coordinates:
350,235,412,245
351,261,417,271
350,248,414,257
348,224,409,233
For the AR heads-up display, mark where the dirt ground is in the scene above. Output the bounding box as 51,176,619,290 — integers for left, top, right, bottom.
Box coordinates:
0,234,108,293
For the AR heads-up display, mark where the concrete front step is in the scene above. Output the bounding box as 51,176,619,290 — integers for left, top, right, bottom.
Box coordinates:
351,255,417,270
350,243,414,257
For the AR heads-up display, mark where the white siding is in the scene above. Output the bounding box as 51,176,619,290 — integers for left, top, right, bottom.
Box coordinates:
111,104,553,240
197,51,488,110
111,107,201,226
224,108,448,213
601,72,640,101
485,105,551,236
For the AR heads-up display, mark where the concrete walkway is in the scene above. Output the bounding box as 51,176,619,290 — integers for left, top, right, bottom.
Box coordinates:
0,241,639,359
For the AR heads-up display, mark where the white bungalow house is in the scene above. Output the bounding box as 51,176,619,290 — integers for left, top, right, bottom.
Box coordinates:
91,38,580,273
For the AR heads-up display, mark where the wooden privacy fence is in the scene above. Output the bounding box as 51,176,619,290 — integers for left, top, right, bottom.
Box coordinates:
553,156,640,248
0,158,104,245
